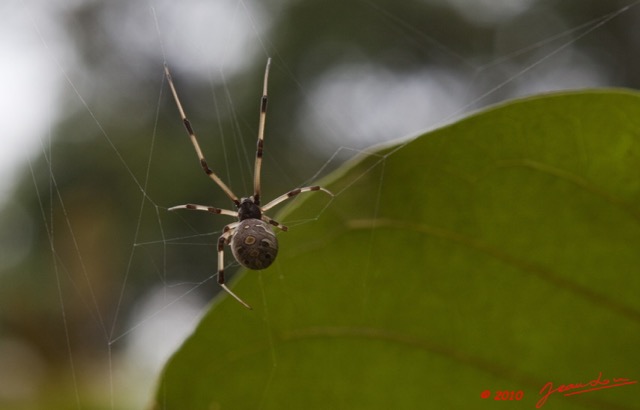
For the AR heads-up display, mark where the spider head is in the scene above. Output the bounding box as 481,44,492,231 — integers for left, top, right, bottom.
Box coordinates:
238,197,262,221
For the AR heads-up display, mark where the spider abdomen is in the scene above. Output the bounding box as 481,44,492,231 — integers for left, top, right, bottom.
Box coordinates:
231,219,278,270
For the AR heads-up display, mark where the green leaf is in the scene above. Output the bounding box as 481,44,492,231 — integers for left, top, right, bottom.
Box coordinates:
153,90,640,409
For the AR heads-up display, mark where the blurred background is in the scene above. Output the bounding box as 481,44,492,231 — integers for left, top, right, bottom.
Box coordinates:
1,0,639,408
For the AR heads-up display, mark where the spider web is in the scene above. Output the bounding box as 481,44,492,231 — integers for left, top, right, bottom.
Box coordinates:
1,0,639,408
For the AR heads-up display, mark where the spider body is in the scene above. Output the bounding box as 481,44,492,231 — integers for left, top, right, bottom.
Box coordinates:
164,58,332,309
231,197,278,270
237,197,263,221
230,218,278,270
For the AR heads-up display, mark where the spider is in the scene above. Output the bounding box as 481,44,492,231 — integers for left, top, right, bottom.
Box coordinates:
164,58,332,309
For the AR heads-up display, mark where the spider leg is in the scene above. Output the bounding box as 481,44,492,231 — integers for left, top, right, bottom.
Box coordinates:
253,58,271,206
261,215,289,231
261,186,333,212
217,223,252,309
168,204,237,218
164,63,240,206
